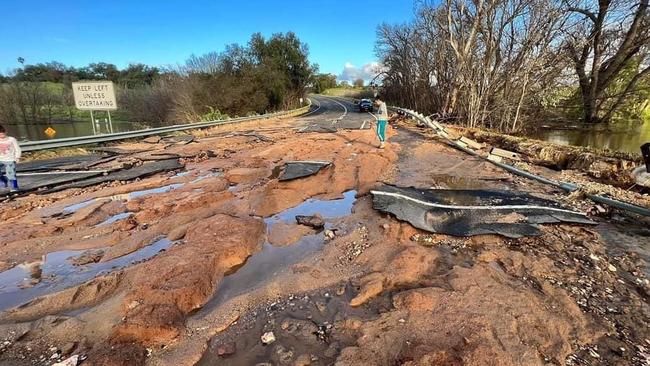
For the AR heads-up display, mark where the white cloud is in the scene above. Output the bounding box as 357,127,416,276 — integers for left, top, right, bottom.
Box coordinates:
337,61,384,84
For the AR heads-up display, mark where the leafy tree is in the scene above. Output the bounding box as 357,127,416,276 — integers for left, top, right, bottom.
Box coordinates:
118,64,160,88
564,0,650,123
312,74,337,93
354,78,365,88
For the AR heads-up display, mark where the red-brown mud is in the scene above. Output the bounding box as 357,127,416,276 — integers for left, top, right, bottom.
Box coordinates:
0,111,648,366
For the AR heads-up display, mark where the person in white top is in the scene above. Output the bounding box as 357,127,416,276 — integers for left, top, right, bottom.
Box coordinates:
0,125,21,191
374,97,389,149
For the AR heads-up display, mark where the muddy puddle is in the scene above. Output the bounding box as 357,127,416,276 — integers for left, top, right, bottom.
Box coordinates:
59,171,224,216
190,171,223,184
269,190,357,224
62,199,97,214
95,212,133,227
197,284,392,366
173,171,191,178
59,183,186,216
128,183,184,199
0,237,175,312
195,191,358,316
428,174,493,189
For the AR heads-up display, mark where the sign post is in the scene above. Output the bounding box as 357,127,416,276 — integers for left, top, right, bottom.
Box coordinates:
72,81,118,135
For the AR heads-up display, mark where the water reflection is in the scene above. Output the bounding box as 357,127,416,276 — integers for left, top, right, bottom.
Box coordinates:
529,120,650,155
5,120,155,141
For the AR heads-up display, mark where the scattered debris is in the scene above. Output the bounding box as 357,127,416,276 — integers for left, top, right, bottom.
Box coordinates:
296,214,325,229
490,147,521,161
487,154,503,163
261,331,276,345
459,136,484,150
142,136,162,144
279,161,331,181
52,355,78,366
324,229,336,240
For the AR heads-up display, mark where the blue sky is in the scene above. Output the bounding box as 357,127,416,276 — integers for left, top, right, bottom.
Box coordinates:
0,1,414,80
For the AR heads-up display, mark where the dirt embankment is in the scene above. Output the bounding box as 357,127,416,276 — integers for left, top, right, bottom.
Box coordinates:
455,126,642,187
0,115,648,366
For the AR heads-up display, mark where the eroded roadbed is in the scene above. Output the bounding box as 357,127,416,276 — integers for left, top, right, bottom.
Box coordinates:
0,113,648,366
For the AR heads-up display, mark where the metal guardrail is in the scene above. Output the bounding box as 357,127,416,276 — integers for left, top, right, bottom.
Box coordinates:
396,107,650,217
20,101,312,152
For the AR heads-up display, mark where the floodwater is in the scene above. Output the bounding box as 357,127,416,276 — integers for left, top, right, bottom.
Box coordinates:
95,212,133,227
5,119,154,141
195,191,358,315
0,237,174,311
528,120,650,155
60,182,185,215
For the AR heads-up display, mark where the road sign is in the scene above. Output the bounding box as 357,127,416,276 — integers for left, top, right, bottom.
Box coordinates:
44,127,56,138
72,81,117,111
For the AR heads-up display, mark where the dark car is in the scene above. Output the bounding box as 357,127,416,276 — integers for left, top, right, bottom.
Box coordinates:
358,99,373,112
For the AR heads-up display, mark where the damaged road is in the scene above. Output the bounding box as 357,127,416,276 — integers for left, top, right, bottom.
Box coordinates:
0,95,648,366
371,185,595,238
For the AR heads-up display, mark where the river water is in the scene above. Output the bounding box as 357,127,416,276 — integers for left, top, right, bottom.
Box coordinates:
5,119,154,141
528,120,650,155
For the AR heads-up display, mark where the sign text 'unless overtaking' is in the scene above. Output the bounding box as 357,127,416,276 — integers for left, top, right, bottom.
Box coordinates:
72,81,118,110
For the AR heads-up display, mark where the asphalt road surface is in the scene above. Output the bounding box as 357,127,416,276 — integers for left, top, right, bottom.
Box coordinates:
301,95,378,130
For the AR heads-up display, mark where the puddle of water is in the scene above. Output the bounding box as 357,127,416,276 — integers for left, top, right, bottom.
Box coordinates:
270,190,357,224
198,285,392,366
197,235,323,315
195,191,358,316
0,238,174,312
60,182,186,216
173,171,191,178
95,212,133,227
190,171,223,184
429,175,490,190
128,183,184,199
62,199,97,214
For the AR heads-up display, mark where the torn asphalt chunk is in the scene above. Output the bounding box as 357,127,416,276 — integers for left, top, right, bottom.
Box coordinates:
370,185,595,238
279,161,332,181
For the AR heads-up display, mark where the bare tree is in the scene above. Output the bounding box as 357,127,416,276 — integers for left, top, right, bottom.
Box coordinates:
564,0,650,123
377,0,567,132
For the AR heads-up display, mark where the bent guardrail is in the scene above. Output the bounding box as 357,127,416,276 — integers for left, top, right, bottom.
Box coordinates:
395,107,650,217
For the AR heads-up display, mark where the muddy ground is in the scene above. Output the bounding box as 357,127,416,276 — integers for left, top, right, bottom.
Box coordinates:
0,96,648,366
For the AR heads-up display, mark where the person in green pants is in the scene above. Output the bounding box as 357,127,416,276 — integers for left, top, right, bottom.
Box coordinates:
375,97,388,149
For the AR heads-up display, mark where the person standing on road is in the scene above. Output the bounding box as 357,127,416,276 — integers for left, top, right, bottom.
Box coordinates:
0,125,21,192
375,97,389,149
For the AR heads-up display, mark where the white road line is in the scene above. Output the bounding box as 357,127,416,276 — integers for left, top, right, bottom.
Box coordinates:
324,96,348,120
329,95,377,122
301,97,322,117
370,190,588,216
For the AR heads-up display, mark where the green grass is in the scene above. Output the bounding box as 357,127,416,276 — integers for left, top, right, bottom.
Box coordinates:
322,87,375,99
